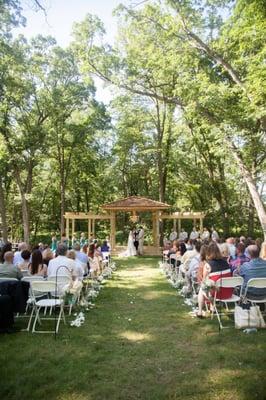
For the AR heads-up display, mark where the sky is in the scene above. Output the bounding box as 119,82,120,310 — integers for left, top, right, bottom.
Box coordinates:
17,0,133,103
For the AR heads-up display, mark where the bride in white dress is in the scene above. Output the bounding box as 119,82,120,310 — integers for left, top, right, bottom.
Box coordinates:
126,230,137,256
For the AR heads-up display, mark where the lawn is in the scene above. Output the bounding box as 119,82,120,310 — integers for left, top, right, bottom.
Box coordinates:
0,256,265,400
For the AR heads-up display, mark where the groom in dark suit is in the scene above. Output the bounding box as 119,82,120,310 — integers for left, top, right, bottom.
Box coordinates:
133,228,139,253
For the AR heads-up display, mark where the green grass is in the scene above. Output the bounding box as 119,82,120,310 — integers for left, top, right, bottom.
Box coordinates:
1,257,266,400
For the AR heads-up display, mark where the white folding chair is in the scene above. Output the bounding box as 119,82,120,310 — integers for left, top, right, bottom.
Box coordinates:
242,278,266,307
49,275,77,315
31,281,66,334
102,252,110,267
211,276,244,329
21,276,45,330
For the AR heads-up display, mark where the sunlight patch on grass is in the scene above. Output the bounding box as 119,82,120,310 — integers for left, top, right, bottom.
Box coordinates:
142,290,175,300
119,330,154,342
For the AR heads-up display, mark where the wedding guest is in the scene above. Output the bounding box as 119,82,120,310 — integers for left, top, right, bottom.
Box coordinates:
169,228,177,242
51,235,57,252
17,250,31,272
28,249,47,277
186,241,202,289
48,243,77,279
197,242,231,318
260,242,266,260
67,250,84,281
211,227,219,241
42,248,54,266
230,242,249,274
190,227,199,240
200,227,210,242
0,242,12,263
101,240,110,252
0,251,23,280
226,237,236,259
13,242,28,265
197,244,208,284
179,228,188,241
239,245,266,298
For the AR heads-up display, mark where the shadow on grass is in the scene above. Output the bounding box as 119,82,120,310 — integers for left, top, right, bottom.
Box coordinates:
0,257,265,400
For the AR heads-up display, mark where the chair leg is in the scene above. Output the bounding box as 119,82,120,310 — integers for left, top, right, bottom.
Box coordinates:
32,307,40,333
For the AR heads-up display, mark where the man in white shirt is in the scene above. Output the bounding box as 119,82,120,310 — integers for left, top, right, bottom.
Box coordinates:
13,242,28,266
48,243,77,278
169,228,177,242
201,227,210,241
211,227,219,241
189,227,199,240
179,229,188,241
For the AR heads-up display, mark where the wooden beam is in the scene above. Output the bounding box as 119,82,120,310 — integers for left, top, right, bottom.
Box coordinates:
110,211,116,250
66,218,69,240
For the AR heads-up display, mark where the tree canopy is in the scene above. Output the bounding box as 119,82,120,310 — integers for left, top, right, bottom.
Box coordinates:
0,0,265,242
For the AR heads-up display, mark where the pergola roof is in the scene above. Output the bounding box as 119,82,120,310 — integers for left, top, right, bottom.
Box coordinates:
102,196,170,211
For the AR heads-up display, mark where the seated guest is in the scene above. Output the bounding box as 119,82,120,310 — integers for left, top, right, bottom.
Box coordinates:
219,243,230,263
28,249,47,277
17,250,31,272
13,242,28,265
226,237,236,259
42,248,54,266
88,244,100,278
169,228,177,242
48,243,77,279
260,241,266,261
230,242,249,274
67,250,84,281
239,245,266,298
101,240,110,253
180,240,198,274
74,243,88,264
0,251,23,280
197,242,231,318
186,241,202,289
0,242,12,263
197,244,208,284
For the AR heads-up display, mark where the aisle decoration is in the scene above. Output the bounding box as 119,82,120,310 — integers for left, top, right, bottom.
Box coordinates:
69,261,117,327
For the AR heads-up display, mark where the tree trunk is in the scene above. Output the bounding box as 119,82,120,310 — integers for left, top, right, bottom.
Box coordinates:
13,169,30,243
0,178,8,242
226,137,266,239
60,179,65,237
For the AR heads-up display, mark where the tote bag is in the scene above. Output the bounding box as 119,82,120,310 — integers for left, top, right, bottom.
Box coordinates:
234,305,266,329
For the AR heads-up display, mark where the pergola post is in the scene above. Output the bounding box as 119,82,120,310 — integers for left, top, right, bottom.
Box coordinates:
110,211,116,249
200,218,203,232
71,218,75,239
92,219,95,237
173,219,177,231
178,219,181,235
66,218,69,240
152,211,160,247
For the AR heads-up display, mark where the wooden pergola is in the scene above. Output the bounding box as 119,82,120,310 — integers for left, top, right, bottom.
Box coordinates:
64,197,205,254
160,211,205,232
102,196,171,249
64,211,112,243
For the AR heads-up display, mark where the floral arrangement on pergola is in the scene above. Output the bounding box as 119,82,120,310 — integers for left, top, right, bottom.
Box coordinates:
102,196,170,249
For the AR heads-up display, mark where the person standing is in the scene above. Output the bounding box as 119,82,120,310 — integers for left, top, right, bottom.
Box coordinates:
190,227,199,240
169,228,177,242
200,227,210,241
133,228,139,253
179,228,188,241
138,226,145,256
211,227,219,241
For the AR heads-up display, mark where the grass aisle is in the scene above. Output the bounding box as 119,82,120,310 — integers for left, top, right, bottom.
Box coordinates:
1,257,266,400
